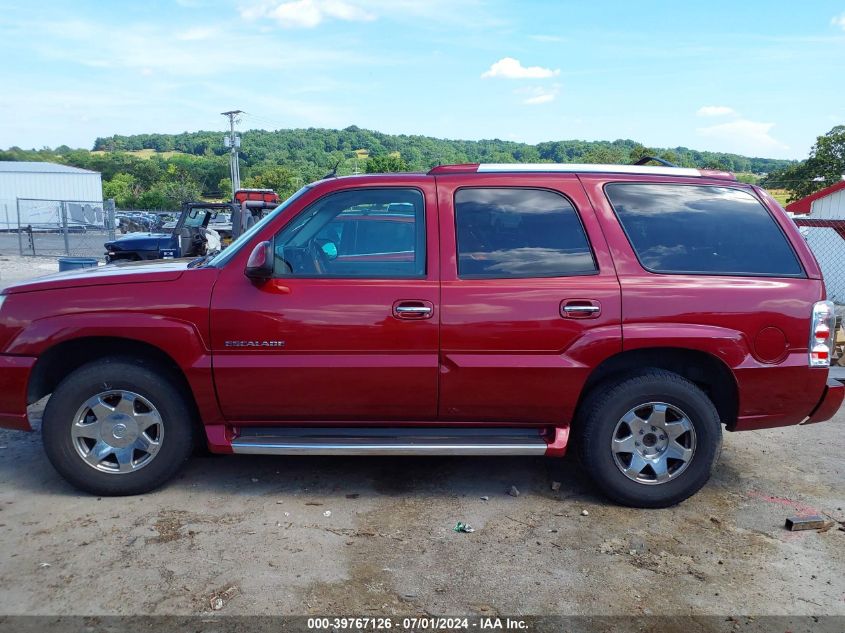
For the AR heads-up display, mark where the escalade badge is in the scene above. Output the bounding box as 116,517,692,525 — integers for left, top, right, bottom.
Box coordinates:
224,340,286,348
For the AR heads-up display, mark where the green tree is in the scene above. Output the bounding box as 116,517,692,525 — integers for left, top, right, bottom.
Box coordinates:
762,125,845,201
159,178,202,208
134,178,201,210
136,187,169,210
243,165,299,199
366,154,408,173
103,173,139,208
581,146,625,164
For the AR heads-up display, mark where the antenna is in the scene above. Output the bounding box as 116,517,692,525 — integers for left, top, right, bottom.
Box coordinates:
322,159,342,180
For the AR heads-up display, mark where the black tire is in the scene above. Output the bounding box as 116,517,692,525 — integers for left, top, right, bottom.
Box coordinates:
575,369,722,508
42,357,194,496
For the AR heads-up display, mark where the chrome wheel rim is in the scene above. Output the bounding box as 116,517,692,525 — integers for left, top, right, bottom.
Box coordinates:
71,390,163,474
611,402,696,485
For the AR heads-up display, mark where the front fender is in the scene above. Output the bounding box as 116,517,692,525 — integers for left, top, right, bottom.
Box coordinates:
6,312,206,360
7,312,223,427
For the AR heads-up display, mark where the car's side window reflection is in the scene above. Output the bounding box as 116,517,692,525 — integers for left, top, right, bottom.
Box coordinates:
273,188,426,278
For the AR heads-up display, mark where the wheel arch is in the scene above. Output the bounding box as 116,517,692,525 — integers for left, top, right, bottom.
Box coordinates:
29,336,182,403
27,336,207,445
575,347,739,430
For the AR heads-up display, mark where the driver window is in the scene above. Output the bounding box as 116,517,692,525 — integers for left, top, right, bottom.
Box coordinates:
273,188,425,278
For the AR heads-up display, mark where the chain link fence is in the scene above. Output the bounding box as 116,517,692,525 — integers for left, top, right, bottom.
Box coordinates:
794,217,845,366
794,218,845,306
7,198,116,259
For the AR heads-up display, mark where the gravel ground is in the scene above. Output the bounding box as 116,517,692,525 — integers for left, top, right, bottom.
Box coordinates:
0,412,842,617
0,254,61,291
0,254,843,617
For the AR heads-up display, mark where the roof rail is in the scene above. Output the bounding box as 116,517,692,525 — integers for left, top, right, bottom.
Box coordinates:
479,163,706,177
427,164,480,175
634,155,679,168
428,163,736,180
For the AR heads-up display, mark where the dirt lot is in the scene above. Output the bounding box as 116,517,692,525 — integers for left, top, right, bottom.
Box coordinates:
0,254,61,291
0,255,843,617
0,411,843,617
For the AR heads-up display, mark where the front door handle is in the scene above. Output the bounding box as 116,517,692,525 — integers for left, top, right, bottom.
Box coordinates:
561,300,601,319
393,300,434,320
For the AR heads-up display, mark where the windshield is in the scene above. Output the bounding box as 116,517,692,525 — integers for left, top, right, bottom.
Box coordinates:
184,208,211,228
207,186,311,267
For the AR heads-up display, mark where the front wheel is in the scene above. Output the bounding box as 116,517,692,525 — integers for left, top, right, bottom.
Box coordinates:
42,358,194,496
576,370,722,508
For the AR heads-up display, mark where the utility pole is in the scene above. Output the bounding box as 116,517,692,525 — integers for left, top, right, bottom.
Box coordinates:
221,110,243,199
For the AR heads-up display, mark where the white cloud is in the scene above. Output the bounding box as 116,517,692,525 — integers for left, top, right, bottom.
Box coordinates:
240,0,496,28
481,57,560,79
29,18,376,77
696,105,735,117
270,0,324,28
696,119,788,154
517,84,560,105
832,12,845,30
241,0,375,28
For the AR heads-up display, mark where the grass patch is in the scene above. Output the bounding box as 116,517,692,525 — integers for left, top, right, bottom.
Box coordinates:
766,188,791,207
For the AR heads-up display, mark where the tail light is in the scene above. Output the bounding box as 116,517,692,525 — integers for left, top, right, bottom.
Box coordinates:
809,300,835,367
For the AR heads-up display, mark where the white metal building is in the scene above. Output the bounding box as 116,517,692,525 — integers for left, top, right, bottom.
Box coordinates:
0,161,103,230
787,180,845,304
785,181,845,219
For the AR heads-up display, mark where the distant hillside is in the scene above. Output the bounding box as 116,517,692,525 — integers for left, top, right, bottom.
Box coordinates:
91,126,793,175
0,126,796,210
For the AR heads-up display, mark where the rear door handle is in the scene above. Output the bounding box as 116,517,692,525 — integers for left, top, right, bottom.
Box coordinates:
393,300,434,320
561,300,601,319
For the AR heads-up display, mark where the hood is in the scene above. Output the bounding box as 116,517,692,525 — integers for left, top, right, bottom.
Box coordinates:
1,259,192,295
105,232,173,251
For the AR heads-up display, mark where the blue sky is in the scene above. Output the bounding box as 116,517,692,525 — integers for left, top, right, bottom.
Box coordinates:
1,0,843,159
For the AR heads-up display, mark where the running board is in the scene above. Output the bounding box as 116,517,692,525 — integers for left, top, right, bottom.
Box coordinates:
230,426,550,456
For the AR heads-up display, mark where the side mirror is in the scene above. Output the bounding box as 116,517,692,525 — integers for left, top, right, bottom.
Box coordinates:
244,241,274,281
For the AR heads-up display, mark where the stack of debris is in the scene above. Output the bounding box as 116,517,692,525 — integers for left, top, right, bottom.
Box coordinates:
835,317,845,367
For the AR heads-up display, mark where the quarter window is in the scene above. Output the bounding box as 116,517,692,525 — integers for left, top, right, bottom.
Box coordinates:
605,183,803,276
273,188,425,278
454,188,596,279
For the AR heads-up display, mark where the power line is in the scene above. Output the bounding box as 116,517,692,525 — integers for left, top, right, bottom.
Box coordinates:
240,112,290,131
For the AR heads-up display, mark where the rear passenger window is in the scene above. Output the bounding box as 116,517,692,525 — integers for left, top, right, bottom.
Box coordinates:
605,184,803,277
455,188,597,278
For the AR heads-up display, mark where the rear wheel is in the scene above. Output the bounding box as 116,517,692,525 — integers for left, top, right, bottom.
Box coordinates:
576,370,722,508
42,358,194,496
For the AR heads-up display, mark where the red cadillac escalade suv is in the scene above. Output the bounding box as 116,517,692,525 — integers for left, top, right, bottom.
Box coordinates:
0,163,841,507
